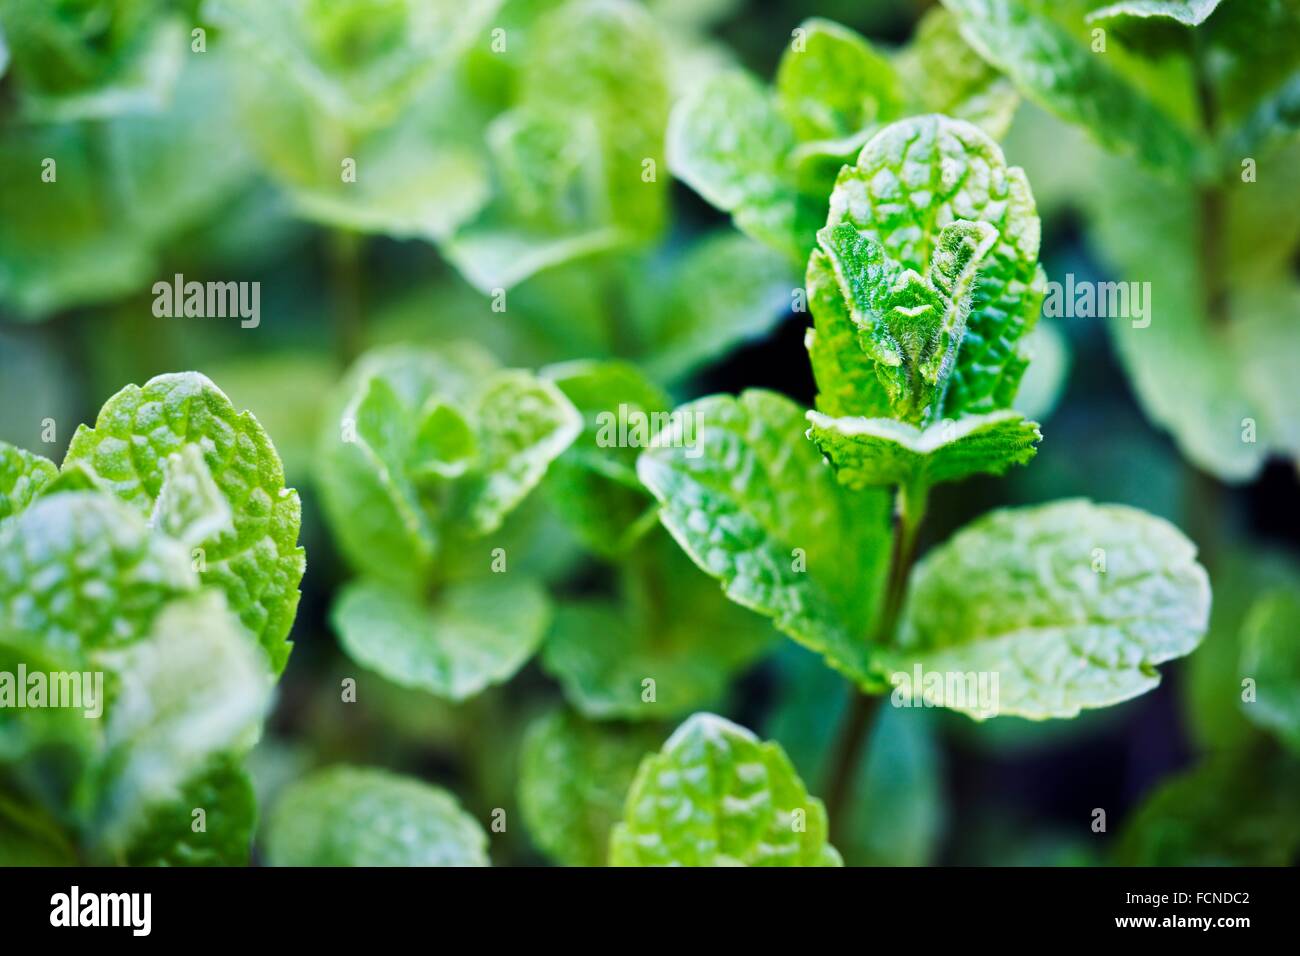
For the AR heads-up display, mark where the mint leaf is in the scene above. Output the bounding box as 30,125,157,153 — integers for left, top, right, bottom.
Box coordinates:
609,713,841,866
1239,588,1300,754
63,372,304,673
0,492,196,657
519,710,661,867
541,360,668,557
636,390,893,689
333,576,550,702
542,533,776,720
150,445,234,550
816,115,1047,420
941,0,1199,175
1087,1,1223,27
92,591,272,856
456,370,583,536
776,18,902,150
667,71,816,261
892,499,1210,718
317,346,579,587
266,766,489,866
0,440,56,520
124,757,258,867
807,408,1041,490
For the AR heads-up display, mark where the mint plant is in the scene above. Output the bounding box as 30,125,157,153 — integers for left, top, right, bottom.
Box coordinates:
633,114,1210,851
0,372,303,865
942,0,1300,481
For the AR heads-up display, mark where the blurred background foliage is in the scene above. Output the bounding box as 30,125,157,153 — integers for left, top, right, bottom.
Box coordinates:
0,0,1297,866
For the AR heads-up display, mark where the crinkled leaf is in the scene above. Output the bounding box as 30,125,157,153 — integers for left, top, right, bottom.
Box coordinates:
0,491,196,658
609,713,841,866
90,591,271,856
63,372,304,673
667,70,820,261
1239,588,1300,754
519,709,661,867
816,115,1046,420
636,390,893,689
807,408,1040,490
333,576,550,702
124,756,258,867
541,360,668,557
0,441,56,521
941,0,1199,175
150,445,234,550
266,766,489,866
893,499,1210,718
542,532,776,719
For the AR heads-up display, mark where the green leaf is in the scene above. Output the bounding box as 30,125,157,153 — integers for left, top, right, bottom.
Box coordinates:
455,370,583,536
806,409,1041,490
317,345,579,586
1116,752,1300,865
333,576,550,702
124,757,258,867
1238,588,1300,754
897,7,1020,140
63,372,304,673
519,709,661,866
91,591,272,856
541,360,668,557
635,231,798,382
667,70,820,261
892,499,1210,718
0,440,56,521
265,766,489,866
447,0,671,290
816,115,1047,420
775,18,902,146
0,491,196,658
636,390,893,689
609,713,841,866
542,532,776,720
1087,1,1223,27
149,445,234,549
941,0,1199,175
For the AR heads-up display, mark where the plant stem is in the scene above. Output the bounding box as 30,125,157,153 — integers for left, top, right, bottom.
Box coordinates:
329,229,363,366
823,479,930,844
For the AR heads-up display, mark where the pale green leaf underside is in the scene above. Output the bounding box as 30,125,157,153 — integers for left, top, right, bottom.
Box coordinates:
1086,1,1223,27
62,371,304,673
1238,588,1300,754
806,409,1041,489
0,440,56,521
266,766,488,867
93,591,272,855
333,576,550,702
636,390,893,689
893,499,1210,719
610,713,841,866
519,710,661,867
